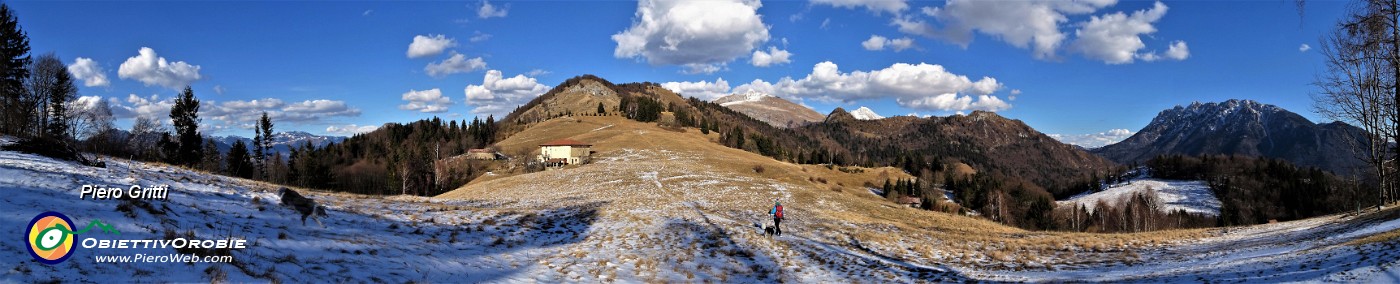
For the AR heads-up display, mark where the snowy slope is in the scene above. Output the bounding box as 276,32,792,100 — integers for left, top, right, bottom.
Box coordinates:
716,89,773,107
1059,178,1222,216
850,107,884,120
2,142,1399,282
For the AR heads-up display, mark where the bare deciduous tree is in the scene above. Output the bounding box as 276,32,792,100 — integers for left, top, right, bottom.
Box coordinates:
1312,0,1399,208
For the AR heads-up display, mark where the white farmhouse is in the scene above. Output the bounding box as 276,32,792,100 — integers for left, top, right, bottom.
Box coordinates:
538,139,592,167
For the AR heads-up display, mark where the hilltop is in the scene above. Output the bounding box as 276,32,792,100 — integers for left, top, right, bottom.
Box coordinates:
1094,99,1370,177
712,90,825,128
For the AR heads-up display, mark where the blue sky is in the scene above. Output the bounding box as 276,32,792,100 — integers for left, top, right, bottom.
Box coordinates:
15,0,1348,146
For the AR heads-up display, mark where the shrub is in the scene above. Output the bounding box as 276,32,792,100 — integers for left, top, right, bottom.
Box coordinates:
753,165,766,174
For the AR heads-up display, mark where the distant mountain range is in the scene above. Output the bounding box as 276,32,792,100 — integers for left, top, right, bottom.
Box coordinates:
712,90,824,128
1093,99,1370,177
209,131,346,156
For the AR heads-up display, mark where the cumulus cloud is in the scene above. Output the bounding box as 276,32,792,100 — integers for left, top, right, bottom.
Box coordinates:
661,78,732,101
1164,40,1189,60
407,34,457,58
862,35,889,50
69,96,104,113
922,0,1115,59
1070,2,1170,64
811,0,907,15
463,70,549,116
67,57,109,87
399,88,452,113
893,0,1181,63
1299,43,1311,52
682,63,725,75
110,94,175,119
326,124,380,135
862,35,915,51
612,0,770,70
117,47,201,90
425,53,487,77
1048,128,1135,148
732,61,1011,112
478,0,508,19
750,47,792,67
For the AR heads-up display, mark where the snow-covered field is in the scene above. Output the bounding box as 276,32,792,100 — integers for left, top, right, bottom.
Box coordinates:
1060,178,1222,216
3,143,1399,282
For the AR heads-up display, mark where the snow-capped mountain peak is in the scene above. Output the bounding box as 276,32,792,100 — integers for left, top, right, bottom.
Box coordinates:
718,89,773,106
850,106,885,120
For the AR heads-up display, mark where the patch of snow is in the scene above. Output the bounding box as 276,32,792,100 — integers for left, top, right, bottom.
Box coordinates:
850,107,885,120
1059,178,1221,216
719,89,773,107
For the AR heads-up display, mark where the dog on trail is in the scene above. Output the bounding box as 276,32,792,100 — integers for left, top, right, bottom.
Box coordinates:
278,187,328,227
763,225,776,237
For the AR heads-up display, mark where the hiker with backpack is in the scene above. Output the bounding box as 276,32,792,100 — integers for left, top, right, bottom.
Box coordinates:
769,199,784,236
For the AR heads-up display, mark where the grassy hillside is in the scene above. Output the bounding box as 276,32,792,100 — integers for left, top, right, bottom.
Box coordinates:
438,116,1209,273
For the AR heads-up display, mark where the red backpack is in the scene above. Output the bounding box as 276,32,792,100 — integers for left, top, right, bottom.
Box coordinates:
775,205,784,218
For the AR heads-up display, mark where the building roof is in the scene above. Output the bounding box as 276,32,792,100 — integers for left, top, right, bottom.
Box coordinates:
467,149,492,153
539,139,592,147
898,196,923,204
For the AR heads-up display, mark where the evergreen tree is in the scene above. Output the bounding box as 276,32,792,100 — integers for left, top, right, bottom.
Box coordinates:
227,140,252,179
169,86,202,166
0,3,28,136
43,56,74,140
200,138,221,172
254,112,273,180
597,102,605,115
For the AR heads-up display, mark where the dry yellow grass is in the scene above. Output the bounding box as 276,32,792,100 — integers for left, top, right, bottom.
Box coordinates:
435,115,1225,270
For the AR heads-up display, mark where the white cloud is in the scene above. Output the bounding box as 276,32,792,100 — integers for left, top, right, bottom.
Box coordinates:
750,47,792,67
363,9,373,16
1164,40,1189,60
661,78,732,101
1299,43,1311,52
895,0,1181,63
478,0,508,19
682,63,725,75
862,35,915,51
469,31,493,43
922,0,1114,59
407,34,457,58
463,70,549,116
1048,128,1135,148
863,35,889,50
69,95,103,112
732,61,1011,112
1070,2,1170,64
67,57,109,87
425,53,487,77
525,69,551,76
110,94,175,119
212,85,225,95
399,88,452,113
811,0,907,15
326,124,380,135
612,0,770,69
117,47,201,90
